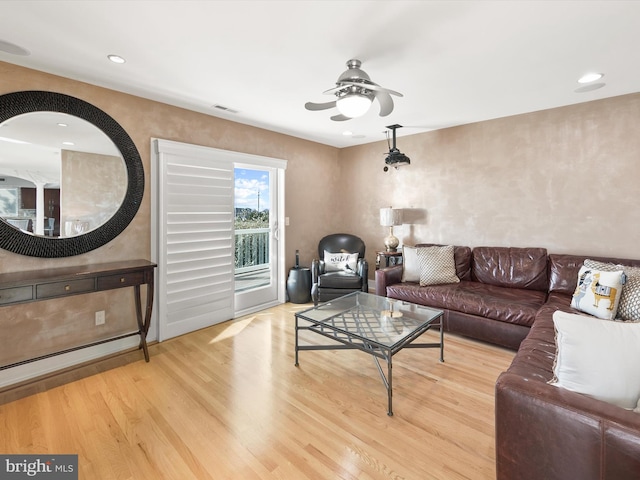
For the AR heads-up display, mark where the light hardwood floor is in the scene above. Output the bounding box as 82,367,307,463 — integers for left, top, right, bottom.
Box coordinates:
0,302,514,480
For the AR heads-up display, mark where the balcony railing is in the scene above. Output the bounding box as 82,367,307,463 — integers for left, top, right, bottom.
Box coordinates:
235,228,270,273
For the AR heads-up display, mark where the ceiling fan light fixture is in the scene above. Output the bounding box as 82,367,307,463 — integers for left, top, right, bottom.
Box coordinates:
336,93,372,118
306,59,401,121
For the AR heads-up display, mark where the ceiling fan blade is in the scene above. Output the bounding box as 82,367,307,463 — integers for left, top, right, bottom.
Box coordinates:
323,85,347,95
365,81,403,97
323,81,403,97
305,101,337,111
330,114,351,122
375,91,394,117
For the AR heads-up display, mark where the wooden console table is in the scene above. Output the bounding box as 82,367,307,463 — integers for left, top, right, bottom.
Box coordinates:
0,259,156,370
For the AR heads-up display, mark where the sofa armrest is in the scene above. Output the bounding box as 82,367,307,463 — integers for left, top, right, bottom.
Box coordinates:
496,371,640,480
375,265,403,296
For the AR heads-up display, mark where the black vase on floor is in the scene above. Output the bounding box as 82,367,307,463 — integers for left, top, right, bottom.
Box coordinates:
287,267,311,304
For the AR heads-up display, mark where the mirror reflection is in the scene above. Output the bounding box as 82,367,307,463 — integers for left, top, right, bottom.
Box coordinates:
0,112,127,237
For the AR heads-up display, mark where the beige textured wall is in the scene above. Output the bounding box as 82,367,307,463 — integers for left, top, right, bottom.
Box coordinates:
338,93,640,273
2,59,639,372
0,61,338,368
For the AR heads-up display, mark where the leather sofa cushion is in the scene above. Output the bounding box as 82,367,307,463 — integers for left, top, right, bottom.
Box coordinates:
506,292,591,383
386,280,546,326
472,247,548,291
317,271,363,289
549,254,640,295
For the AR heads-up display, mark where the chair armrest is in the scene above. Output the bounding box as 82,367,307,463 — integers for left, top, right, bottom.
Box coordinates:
311,258,320,284
375,265,403,296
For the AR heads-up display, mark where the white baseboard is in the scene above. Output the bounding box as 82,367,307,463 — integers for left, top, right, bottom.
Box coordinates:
234,300,282,319
0,337,141,389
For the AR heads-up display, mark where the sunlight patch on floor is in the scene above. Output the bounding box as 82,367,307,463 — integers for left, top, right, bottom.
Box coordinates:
209,317,255,344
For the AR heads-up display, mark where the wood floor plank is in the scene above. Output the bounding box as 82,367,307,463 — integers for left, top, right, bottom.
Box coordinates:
0,302,514,479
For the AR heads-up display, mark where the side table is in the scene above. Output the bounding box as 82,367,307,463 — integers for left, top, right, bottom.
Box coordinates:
287,267,311,303
376,251,403,269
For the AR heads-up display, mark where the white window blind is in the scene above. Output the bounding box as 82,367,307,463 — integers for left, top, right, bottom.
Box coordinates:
154,140,234,340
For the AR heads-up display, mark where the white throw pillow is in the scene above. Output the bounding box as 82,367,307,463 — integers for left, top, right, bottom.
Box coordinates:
324,251,359,273
550,311,640,410
401,246,420,282
417,245,460,286
585,259,640,321
570,265,624,320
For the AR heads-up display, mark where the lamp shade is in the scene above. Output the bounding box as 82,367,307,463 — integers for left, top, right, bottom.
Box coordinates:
380,207,403,227
336,93,372,118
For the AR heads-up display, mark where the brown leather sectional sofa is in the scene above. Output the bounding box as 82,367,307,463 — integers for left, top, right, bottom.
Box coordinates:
375,245,640,479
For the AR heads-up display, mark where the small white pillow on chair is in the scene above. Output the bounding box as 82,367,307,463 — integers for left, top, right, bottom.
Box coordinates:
324,251,359,273
550,311,640,409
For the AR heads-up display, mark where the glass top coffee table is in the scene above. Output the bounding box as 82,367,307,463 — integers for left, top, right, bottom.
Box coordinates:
294,291,444,416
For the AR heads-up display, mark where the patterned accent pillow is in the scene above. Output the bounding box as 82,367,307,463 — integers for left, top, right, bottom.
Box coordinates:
417,245,460,286
324,251,359,273
585,259,640,321
571,264,624,320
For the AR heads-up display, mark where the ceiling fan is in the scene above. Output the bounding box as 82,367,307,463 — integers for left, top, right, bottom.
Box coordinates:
305,59,403,121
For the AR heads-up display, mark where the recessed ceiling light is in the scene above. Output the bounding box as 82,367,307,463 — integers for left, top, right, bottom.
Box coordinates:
107,54,126,64
62,141,75,146
578,72,604,84
342,130,353,136
57,123,68,127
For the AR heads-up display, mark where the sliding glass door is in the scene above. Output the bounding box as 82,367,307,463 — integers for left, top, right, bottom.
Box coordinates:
153,139,287,341
234,166,280,314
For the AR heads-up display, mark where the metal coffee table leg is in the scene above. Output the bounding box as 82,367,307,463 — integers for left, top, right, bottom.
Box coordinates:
294,316,299,366
370,349,394,416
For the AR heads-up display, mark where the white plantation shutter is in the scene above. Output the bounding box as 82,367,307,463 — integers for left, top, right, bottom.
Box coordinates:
155,140,234,340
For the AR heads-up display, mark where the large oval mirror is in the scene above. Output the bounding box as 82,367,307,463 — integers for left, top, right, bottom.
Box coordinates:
0,91,144,257
0,112,128,238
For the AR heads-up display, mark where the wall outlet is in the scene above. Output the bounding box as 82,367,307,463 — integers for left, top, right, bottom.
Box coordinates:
95,310,105,326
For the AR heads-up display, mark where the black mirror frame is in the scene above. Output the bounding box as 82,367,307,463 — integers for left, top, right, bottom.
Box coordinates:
0,91,144,258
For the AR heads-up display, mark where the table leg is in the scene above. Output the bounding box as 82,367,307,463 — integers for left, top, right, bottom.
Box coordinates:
387,354,393,416
135,284,151,362
294,315,300,366
439,317,445,363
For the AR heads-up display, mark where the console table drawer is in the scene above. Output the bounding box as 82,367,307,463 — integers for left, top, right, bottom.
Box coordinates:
0,286,34,305
97,271,145,290
36,278,96,299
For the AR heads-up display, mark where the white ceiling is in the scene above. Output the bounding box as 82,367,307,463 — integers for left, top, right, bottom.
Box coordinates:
1,0,639,148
